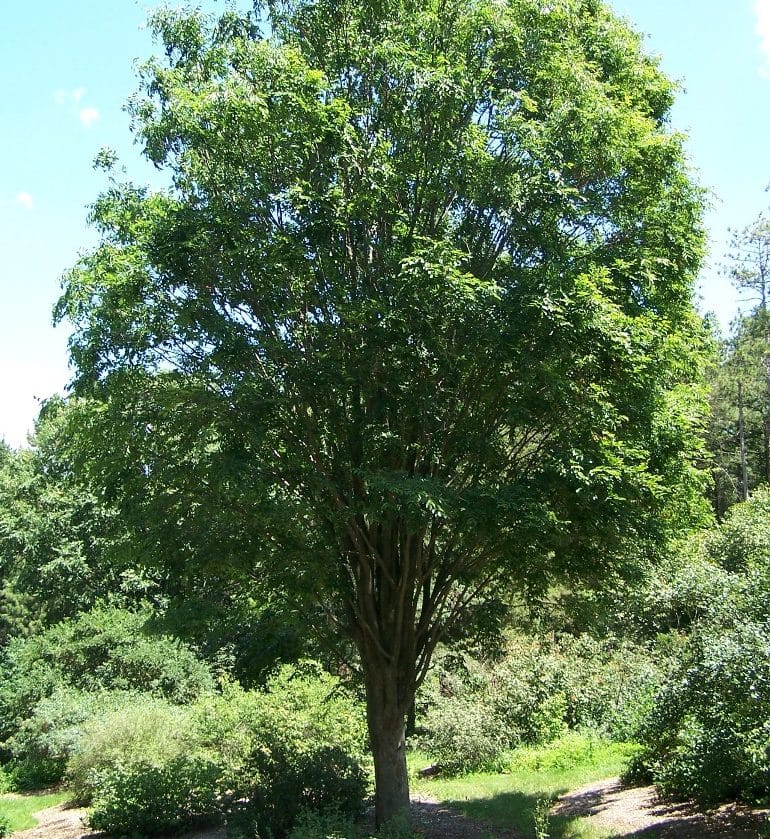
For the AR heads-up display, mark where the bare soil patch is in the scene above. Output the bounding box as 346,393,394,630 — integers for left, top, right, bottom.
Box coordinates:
9,802,226,839
553,776,769,838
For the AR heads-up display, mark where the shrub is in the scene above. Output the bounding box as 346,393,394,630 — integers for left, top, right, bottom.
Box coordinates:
66,697,196,802
193,664,368,792
415,695,507,774
288,808,358,839
88,755,221,835
414,636,659,774
630,495,770,807
215,664,369,836
2,687,135,787
65,663,368,837
0,606,214,754
0,810,10,839
231,743,369,838
632,621,770,805
27,607,214,702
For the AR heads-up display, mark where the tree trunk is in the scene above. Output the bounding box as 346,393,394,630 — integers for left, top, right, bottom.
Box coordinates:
739,379,749,502
765,354,770,482
364,666,411,826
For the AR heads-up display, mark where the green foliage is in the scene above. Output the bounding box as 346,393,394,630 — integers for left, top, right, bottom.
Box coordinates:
200,665,369,837
56,0,708,821
6,687,129,768
66,697,197,802
288,809,359,839
61,664,368,837
88,755,222,836
415,636,659,775
0,811,9,839
706,307,770,514
230,744,369,838
0,606,214,747
703,484,770,570
415,695,508,775
632,621,770,805
503,732,637,775
632,492,770,805
0,400,130,628
533,796,552,839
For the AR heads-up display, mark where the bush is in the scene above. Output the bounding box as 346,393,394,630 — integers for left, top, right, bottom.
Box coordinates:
0,606,214,754
66,697,196,802
415,695,507,774
0,810,10,839
88,755,221,835
231,743,369,838
209,665,369,836
630,495,770,806
65,663,368,837
632,621,770,805
414,636,660,774
288,809,358,839
2,687,137,787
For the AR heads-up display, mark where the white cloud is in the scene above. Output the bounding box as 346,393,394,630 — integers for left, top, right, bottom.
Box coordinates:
15,192,33,210
54,87,99,127
54,86,87,107
755,0,770,74
79,107,100,127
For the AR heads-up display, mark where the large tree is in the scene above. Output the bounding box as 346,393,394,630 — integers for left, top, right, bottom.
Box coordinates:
58,0,708,822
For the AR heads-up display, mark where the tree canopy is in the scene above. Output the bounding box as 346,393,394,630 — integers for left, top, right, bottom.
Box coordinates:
57,0,708,822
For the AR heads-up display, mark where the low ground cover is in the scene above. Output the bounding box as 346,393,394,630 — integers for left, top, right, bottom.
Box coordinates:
0,791,69,834
411,734,636,838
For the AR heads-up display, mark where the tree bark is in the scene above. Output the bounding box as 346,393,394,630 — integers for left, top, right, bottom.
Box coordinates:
364,665,411,826
739,379,749,502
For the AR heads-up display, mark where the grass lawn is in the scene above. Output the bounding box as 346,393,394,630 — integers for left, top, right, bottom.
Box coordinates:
0,791,70,834
411,733,637,839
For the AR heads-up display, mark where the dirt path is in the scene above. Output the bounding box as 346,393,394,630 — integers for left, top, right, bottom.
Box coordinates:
9,802,226,839
552,777,769,838
7,781,769,838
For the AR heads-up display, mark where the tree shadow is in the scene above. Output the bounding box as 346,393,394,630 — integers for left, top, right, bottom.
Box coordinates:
413,791,538,837
551,778,769,839
419,781,770,839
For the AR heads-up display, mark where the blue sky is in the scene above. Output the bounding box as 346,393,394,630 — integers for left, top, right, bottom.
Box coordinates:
2,0,770,447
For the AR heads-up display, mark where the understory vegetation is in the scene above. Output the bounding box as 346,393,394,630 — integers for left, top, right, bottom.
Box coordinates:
4,417,770,835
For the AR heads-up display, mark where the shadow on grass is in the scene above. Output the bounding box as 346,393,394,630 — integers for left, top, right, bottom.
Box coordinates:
439,790,554,838
437,783,770,839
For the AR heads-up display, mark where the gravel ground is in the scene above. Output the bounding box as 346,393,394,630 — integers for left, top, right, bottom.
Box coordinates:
552,777,770,838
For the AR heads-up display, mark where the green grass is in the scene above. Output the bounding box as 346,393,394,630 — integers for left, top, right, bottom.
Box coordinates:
0,791,70,834
411,733,638,839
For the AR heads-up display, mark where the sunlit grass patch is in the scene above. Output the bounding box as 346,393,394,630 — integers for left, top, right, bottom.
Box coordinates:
411,733,637,838
0,791,70,834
